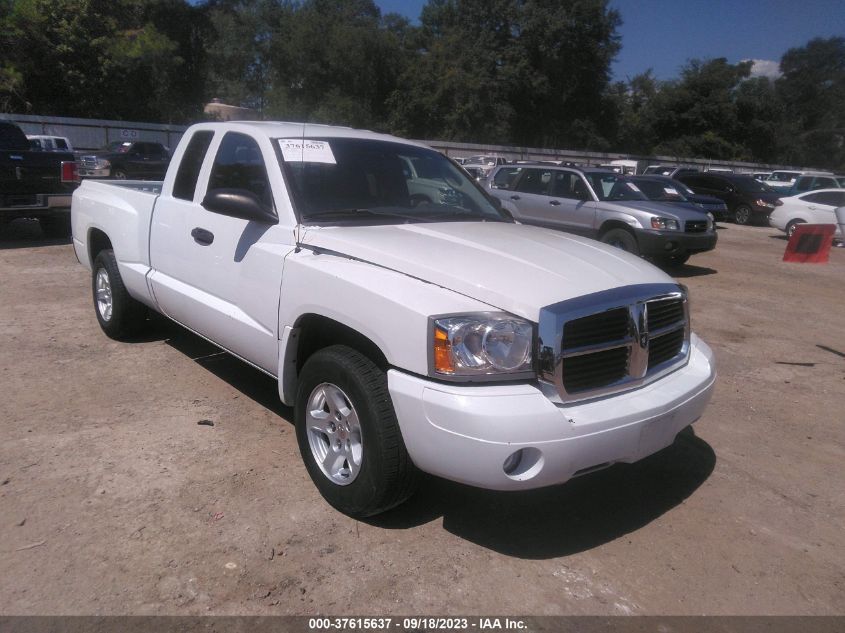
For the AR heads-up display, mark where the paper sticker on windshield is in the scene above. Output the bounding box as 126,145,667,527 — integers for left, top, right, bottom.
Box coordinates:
278,139,336,164
664,187,679,195
626,182,641,192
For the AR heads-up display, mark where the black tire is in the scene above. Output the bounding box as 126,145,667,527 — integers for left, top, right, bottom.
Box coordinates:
295,345,418,518
40,215,71,238
734,204,752,225
786,219,805,239
600,228,640,255
112,169,127,180
92,249,148,339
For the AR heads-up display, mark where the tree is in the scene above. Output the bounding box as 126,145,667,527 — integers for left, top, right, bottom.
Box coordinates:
776,37,845,169
0,0,209,122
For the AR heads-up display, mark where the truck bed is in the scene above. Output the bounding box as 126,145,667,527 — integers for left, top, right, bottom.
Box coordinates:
71,179,163,307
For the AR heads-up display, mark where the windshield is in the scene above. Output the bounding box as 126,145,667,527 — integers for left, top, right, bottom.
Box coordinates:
768,171,799,182
632,179,689,202
278,137,509,224
732,176,774,193
585,173,650,201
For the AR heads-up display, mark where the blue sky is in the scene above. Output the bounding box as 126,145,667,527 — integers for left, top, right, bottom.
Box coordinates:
375,0,845,81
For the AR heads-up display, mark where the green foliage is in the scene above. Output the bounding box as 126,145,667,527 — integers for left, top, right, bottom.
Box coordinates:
1,0,843,169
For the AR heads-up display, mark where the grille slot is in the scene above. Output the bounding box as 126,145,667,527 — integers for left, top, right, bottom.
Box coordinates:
648,328,685,368
647,298,684,332
562,346,629,393
685,219,708,233
562,307,629,350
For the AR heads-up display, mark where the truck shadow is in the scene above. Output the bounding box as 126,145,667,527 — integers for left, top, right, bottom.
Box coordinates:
369,427,715,559
666,264,717,278
148,316,293,419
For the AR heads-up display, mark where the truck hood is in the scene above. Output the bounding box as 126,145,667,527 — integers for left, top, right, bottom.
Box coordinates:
299,221,673,321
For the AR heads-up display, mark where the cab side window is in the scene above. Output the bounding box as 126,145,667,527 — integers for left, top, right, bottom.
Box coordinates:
207,132,273,208
173,131,214,201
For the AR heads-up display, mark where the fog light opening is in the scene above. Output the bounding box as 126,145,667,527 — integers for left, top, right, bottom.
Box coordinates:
664,241,676,251
502,447,544,481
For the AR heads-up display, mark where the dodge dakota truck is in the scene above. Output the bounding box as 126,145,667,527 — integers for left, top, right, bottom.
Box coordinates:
71,122,716,518
1,120,79,236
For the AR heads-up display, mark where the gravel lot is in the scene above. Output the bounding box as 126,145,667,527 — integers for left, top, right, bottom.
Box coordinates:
0,218,843,615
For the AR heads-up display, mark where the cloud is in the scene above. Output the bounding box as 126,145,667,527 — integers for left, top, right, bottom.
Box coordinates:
745,59,781,79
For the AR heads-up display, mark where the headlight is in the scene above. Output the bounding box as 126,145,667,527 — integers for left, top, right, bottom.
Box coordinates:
650,217,680,230
94,158,111,169
755,198,775,208
431,314,534,377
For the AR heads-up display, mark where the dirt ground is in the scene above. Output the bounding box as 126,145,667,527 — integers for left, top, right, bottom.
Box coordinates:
0,218,843,616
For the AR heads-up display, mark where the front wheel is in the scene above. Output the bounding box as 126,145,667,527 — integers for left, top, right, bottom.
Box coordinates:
92,249,148,339
295,345,418,518
786,219,805,239
600,228,640,255
111,169,127,180
734,204,752,225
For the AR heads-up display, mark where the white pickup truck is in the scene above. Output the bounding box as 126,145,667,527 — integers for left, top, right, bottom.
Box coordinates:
71,121,716,518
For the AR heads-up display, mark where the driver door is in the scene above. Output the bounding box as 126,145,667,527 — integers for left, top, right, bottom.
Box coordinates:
149,130,295,374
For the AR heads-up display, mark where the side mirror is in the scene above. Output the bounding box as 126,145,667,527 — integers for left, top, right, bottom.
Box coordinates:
202,188,278,224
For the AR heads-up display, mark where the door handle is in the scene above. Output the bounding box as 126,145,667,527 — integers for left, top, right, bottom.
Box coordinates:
191,227,214,246
549,200,561,206
510,195,521,200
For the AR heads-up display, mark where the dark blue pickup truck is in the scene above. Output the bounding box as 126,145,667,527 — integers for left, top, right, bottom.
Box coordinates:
1,120,79,237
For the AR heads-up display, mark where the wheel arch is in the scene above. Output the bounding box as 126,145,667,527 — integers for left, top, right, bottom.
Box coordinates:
88,228,113,268
598,219,637,238
280,313,390,406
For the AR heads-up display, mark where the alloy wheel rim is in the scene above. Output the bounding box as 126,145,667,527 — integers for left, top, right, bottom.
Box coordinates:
95,268,113,321
305,383,363,485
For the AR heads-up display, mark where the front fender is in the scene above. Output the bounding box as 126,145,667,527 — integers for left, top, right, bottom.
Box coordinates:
277,249,495,403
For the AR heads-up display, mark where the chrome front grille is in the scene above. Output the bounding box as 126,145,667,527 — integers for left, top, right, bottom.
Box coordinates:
538,283,690,403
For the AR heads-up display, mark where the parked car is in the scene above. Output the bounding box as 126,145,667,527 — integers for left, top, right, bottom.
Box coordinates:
1,120,79,236
769,188,845,238
763,170,804,192
642,165,699,178
676,172,782,225
78,140,170,180
463,155,508,178
488,165,717,266
71,121,716,518
628,175,729,221
27,134,74,152
786,173,841,196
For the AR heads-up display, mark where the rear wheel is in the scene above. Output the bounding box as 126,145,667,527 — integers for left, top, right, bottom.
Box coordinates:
600,228,639,255
734,204,752,225
786,219,805,239
92,249,148,339
295,345,418,518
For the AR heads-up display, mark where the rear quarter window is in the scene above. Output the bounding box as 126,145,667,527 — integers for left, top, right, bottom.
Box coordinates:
173,131,214,201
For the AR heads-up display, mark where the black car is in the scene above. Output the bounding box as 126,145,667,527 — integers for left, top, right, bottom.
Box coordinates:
78,140,170,180
629,175,730,221
675,173,782,225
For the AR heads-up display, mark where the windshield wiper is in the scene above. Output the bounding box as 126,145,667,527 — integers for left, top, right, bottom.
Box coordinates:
304,207,413,222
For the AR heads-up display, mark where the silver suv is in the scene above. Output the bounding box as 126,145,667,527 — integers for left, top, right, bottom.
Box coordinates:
487,164,717,267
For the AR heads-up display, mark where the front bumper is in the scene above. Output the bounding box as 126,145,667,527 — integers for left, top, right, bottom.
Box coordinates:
389,334,716,491
636,229,717,257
